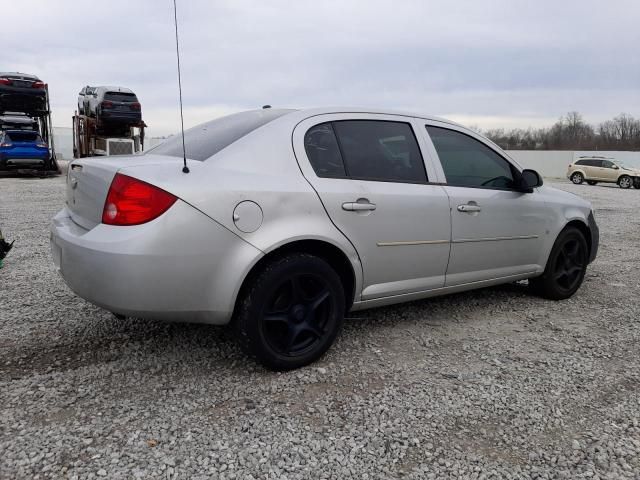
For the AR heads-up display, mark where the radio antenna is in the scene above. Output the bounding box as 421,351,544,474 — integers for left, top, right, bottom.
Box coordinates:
172,0,189,173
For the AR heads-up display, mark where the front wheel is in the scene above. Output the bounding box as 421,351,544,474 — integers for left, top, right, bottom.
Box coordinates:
634,177,640,189
234,253,345,371
570,172,584,184
618,175,632,189
586,180,597,186
529,227,588,300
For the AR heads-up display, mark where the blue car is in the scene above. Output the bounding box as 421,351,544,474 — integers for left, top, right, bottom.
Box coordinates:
0,129,50,169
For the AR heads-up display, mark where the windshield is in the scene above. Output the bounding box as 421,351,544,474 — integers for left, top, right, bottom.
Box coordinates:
147,109,294,161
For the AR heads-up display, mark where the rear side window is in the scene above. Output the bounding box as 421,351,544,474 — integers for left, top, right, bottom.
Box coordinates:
334,121,427,183
5,131,40,142
104,92,138,103
576,159,600,167
149,109,294,161
305,120,427,183
426,126,516,189
304,123,347,178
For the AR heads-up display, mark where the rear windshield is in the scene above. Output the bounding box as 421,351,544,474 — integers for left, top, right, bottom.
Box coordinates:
5,131,41,142
104,92,138,102
148,109,294,161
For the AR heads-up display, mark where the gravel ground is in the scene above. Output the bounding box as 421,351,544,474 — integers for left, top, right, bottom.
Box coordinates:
1,175,639,479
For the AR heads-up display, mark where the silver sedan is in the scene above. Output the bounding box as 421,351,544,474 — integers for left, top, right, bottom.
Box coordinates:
51,107,599,370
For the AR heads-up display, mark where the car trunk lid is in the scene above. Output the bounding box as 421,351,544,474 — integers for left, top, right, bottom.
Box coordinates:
66,154,188,230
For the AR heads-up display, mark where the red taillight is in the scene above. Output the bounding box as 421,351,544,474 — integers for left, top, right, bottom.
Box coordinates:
0,78,11,85
0,142,12,147
102,101,113,109
102,173,177,226
36,142,48,148
32,81,45,89
130,102,141,110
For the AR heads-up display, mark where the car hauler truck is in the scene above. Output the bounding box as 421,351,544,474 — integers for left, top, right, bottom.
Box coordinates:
0,75,59,174
72,114,146,158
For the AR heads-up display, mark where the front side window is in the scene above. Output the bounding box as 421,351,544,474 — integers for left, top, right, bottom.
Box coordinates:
332,120,427,183
426,126,516,189
601,160,615,168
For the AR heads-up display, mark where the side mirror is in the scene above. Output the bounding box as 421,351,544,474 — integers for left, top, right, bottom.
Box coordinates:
520,169,543,192
613,165,619,170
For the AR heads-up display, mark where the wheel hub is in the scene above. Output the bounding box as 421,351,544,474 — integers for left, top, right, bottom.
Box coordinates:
291,304,306,323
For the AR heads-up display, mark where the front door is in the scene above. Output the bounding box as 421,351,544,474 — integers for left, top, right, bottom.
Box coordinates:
425,124,548,286
293,114,451,300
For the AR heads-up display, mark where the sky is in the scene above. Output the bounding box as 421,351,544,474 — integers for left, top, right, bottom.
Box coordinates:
3,0,639,137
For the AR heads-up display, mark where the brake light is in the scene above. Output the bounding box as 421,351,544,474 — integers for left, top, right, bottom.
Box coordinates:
0,78,11,85
102,173,177,226
36,142,48,148
102,101,113,109
0,142,12,147
32,81,45,89
130,102,141,110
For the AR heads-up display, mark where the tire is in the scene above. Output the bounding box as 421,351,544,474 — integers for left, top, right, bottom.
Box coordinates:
570,172,584,184
618,175,632,189
233,253,345,371
586,180,597,186
529,227,588,300
634,178,640,189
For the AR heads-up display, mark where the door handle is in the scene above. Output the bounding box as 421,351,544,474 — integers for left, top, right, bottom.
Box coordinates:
457,204,482,213
342,201,376,212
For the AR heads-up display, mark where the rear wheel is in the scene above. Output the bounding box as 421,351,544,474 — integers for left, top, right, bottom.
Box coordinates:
529,227,588,300
234,253,345,371
618,175,632,189
586,180,597,186
570,172,584,184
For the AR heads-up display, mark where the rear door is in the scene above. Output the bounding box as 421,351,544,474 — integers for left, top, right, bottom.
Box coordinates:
293,114,451,300
423,123,548,286
587,159,605,180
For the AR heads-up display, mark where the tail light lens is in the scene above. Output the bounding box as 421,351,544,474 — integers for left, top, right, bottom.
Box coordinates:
36,142,48,148
0,78,11,85
102,101,113,109
130,102,141,110
32,81,45,89
0,142,12,147
102,173,177,226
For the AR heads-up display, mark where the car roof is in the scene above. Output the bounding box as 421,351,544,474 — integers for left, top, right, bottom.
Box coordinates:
274,106,464,127
0,72,41,80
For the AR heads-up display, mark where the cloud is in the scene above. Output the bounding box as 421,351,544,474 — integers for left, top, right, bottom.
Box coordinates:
3,0,639,136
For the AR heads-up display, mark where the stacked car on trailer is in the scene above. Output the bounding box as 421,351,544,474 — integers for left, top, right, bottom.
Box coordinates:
0,72,58,173
73,86,145,158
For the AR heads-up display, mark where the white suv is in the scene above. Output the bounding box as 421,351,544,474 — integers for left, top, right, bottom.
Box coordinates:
567,157,640,189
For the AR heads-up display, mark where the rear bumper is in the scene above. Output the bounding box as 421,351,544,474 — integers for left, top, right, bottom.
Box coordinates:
99,110,142,124
588,211,599,263
50,202,263,324
0,153,49,169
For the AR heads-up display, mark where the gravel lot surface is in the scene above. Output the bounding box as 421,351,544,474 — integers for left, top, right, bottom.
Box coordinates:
1,175,639,479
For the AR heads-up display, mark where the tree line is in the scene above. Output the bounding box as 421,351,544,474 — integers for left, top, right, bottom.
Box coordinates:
480,112,640,151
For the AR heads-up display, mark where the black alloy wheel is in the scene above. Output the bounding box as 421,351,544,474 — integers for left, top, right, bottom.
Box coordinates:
234,253,345,370
529,227,588,300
